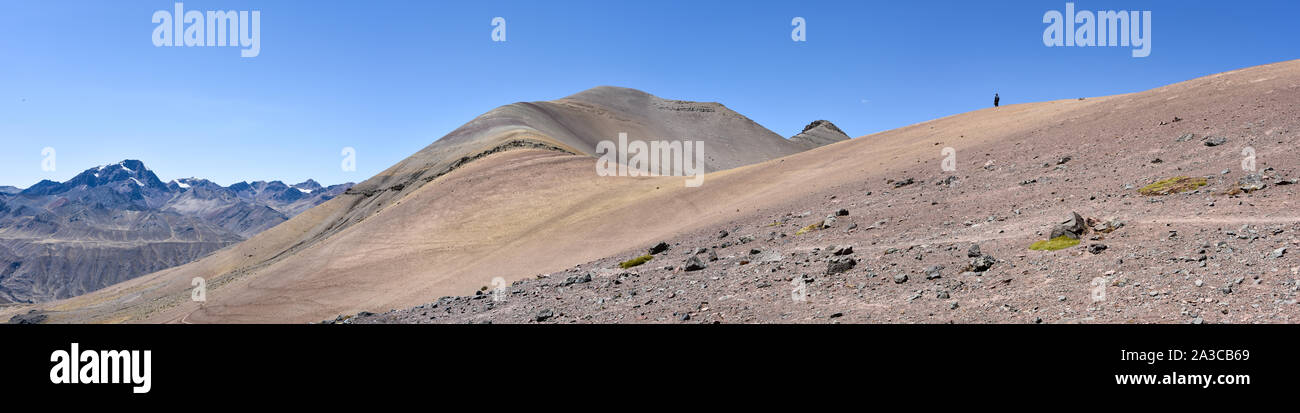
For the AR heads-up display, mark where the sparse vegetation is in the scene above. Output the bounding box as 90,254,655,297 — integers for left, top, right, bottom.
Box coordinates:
1029,236,1082,251
795,223,821,235
1138,176,1206,196
619,254,653,269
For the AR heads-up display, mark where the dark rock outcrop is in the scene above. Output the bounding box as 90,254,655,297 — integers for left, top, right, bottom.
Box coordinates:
788,120,851,149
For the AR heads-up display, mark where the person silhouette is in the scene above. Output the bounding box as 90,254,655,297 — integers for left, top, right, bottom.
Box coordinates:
994,93,1000,107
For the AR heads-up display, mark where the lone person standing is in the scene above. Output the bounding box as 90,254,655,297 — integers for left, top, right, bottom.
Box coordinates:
994,93,1000,107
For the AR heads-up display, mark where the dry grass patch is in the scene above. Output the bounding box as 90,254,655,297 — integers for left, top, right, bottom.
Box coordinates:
1029,236,1082,251
619,254,653,269
1138,176,1206,196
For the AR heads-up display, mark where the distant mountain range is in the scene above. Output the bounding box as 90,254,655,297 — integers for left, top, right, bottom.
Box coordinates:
0,160,351,304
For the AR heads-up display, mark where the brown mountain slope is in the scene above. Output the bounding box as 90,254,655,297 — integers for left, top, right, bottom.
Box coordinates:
358,59,1300,324
7,86,837,323
13,60,1300,324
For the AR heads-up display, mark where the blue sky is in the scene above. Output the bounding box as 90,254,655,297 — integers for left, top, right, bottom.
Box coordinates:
1,0,1296,187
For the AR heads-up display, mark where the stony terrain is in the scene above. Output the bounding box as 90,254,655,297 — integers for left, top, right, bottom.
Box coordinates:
348,201,1298,324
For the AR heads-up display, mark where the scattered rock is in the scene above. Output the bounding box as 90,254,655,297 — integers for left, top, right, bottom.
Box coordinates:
1050,212,1087,240
967,244,981,258
925,265,944,280
1088,244,1108,255
821,216,837,228
1270,247,1287,259
648,242,670,255
966,255,996,273
562,273,592,286
892,178,915,188
1203,136,1228,147
6,310,46,324
830,245,854,256
535,309,555,322
684,255,707,271
893,274,908,284
836,208,849,216
1090,218,1124,233
1238,174,1267,192
826,257,857,275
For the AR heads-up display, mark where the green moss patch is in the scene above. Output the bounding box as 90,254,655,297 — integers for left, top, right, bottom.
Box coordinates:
1138,176,1206,196
619,254,653,269
1029,236,1082,251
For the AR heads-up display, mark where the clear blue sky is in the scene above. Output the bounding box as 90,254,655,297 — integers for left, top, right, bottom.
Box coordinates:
1,0,1296,187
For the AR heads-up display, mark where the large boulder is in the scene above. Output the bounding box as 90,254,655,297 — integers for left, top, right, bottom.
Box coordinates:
825,257,857,275
1050,212,1087,239
648,242,670,255
683,255,707,271
966,255,996,273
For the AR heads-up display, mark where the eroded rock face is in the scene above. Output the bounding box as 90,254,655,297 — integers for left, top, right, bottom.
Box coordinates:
789,120,851,149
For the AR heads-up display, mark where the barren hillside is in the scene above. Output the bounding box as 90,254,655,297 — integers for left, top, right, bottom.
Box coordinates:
12,60,1300,324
